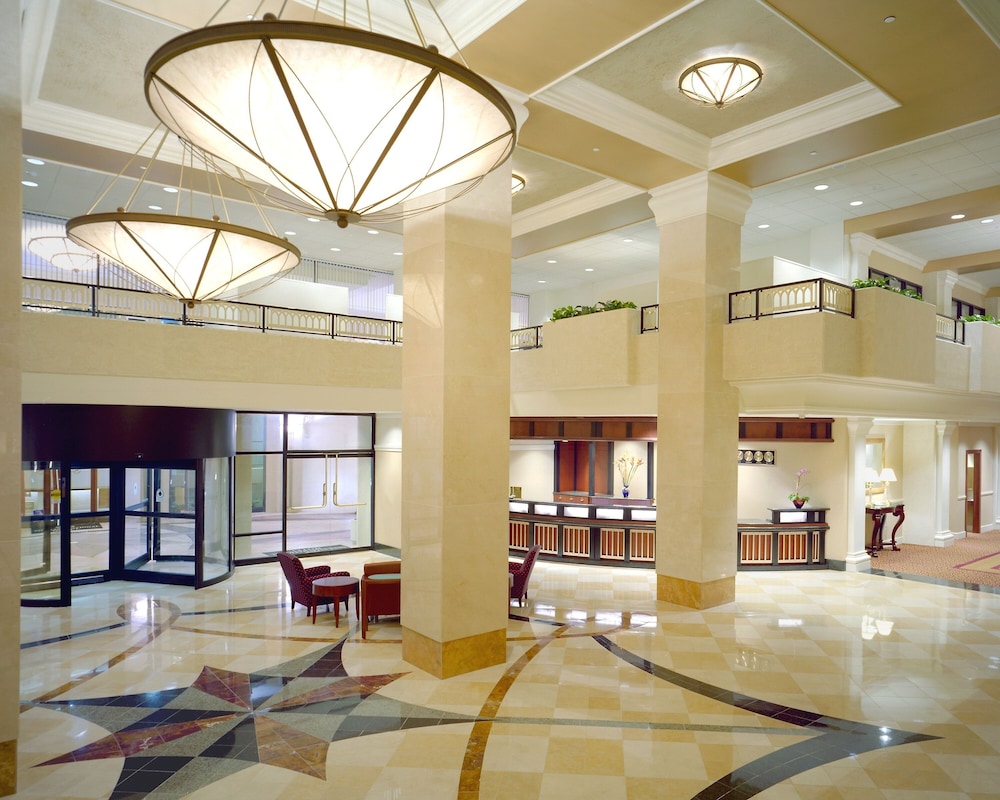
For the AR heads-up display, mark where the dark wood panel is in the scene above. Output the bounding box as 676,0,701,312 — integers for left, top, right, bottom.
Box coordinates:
738,417,833,442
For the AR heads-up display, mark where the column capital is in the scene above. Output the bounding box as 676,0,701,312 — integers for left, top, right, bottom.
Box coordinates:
648,172,751,227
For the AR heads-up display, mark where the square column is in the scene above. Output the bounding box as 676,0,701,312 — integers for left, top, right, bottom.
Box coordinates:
399,166,512,678
0,0,20,791
648,174,750,609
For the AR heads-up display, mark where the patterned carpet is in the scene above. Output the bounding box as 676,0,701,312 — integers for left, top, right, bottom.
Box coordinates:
869,530,1000,587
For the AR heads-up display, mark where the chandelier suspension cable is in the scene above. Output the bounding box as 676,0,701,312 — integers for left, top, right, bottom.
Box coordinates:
84,126,168,214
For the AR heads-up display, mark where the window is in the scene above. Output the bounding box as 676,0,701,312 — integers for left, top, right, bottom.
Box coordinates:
868,268,922,297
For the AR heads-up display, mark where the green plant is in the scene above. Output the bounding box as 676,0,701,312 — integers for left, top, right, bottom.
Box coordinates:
851,278,922,301
550,299,637,320
961,313,1000,325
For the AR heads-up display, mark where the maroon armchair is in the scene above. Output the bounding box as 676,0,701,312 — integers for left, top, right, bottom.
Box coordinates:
277,552,350,618
509,545,541,606
361,560,402,639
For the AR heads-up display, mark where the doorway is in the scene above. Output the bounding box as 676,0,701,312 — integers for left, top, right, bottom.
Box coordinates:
965,449,981,534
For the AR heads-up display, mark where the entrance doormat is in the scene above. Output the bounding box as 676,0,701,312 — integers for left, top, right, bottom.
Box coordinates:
269,545,348,557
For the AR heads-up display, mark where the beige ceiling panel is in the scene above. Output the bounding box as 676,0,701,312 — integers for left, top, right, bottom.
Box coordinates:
718,0,1000,187
462,0,692,95
511,149,604,213
38,1,171,127
519,101,699,190
845,187,1000,239
578,0,858,138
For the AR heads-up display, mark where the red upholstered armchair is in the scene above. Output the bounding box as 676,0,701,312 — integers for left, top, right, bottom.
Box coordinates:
277,552,350,618
509,545,541,607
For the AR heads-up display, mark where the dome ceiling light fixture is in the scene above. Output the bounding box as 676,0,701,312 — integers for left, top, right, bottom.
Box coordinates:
511,173,526,195
27,236,99,273
144,1,517,229
67,127,300,307
679,57,762,108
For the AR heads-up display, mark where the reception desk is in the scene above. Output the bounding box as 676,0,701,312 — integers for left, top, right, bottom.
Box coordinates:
736,508,829,570
509,499,655,568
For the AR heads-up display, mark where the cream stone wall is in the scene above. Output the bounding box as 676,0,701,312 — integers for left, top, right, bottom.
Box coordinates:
936,340,971,391
374,413,402,549
854,289,937,383
965,322,1000,394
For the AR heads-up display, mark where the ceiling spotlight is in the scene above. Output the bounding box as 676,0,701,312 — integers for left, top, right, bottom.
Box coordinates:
757,224,770,229
850,200,864,206
144,11,516,228
814,184,829,191
951,214,966,220
679,57,762,107
547,259,557,264
21,180,38,187
983,218,995,224
511,173,526,195
26,157,45,165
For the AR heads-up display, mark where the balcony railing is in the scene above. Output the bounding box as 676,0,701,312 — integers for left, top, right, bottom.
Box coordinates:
22,277,403,345
729,278,854,321
21,276,972,350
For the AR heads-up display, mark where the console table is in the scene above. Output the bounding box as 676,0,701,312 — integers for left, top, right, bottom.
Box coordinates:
866,504,904,556
736,508,829,570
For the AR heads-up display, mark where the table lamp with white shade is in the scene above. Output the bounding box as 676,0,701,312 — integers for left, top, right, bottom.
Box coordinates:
879,468,897,503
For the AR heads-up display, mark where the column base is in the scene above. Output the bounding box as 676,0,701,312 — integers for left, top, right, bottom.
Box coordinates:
402,627,506,679
0,739,15,796
843,550,872,571
656,574,734,609
934,531,956,547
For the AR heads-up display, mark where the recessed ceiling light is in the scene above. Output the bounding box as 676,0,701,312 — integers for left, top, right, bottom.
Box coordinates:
393,251,403,256
330,247,341,252
21,180,38,187
850,200,864,206
982,218,995,224
951,214,966,220
883,15,896,23
306,217,320,222
814,184,829,191
367,229,379,235
537,280,546,284
547,259,557,264
585,268,594,272
148,204,162,210
592,147,600,152
163,186,179,193
757,223,770,229
623,238,633,243
809,151,818,156
26,157,45,165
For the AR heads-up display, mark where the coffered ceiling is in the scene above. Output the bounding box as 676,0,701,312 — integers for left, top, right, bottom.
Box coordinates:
17,0,1000,300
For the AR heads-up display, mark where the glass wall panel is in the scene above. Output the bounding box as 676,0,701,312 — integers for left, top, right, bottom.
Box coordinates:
286,454,373,552
287,414,373,451
234,453,283,534
124,466,196,576
203,457,231,582
236,413,284,452
21,462,62,602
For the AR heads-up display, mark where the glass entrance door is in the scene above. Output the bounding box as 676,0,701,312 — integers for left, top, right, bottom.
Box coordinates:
20,462,66,604
285,454,373,554
124,465,198,576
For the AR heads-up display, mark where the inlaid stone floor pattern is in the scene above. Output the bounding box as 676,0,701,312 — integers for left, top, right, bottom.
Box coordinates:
14,553,1000,799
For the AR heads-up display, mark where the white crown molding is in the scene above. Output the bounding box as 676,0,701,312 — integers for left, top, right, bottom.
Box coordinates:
709,83,900,168
433,0,527,47
512,178,645,237
648,172,752,226
23,99,186,164
871,238,927,270
537,77,710,169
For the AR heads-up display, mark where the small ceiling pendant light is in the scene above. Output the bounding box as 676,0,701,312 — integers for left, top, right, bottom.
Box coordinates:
511,173,526,195
66,127,300,306
679,57,762,108
144,2,517,228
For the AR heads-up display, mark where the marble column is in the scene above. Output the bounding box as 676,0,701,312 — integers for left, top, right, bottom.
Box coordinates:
0,0,20,791
648,173,750,609
399,164,512,678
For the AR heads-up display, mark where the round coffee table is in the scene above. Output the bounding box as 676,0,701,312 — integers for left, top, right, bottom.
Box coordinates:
311,575,360,625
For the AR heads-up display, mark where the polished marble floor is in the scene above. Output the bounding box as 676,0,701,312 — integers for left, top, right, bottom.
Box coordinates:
14,554,1000,799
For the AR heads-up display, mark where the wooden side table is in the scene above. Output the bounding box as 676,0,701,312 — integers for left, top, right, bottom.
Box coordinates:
311,575,359,625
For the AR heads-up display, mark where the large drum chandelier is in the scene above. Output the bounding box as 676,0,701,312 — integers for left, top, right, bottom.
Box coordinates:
144,12,517,228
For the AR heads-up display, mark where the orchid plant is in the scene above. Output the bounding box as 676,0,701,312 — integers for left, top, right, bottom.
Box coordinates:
616,454,644,486
788,467,810,503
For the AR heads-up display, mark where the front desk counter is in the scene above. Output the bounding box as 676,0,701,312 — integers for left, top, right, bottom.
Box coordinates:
736,508,829,570
508,497,656,568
